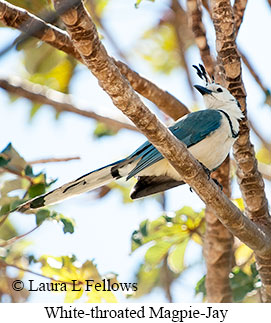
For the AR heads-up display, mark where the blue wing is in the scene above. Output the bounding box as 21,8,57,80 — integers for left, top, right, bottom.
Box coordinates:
127,109,222,179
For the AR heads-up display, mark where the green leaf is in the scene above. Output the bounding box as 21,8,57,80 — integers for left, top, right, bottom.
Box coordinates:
0,156,10,167
29,102,42,120
24,41,63,75
196,267,258,302
139,219,148,236
24,165,34,177
60,218,75,234
145,241,172,266
7,0,50,15
36,209,50,226
134,263,160,298
0,143,27,173
195,275,206,296
230,267,255,302
93,122,117,138
93,0,110,17
250,262,258,278
167,238,189,273
28,183,46,198
264,89,271,106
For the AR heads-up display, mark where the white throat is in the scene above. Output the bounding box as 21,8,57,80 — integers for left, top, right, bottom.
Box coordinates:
213,101,243,136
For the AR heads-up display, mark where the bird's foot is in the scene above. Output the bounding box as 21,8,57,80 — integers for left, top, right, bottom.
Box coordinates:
199,162,223,191
199,162,211,180
190,163,223,191
212,178,223,191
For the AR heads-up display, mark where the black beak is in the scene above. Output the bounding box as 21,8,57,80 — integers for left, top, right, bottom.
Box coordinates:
194,85,212,95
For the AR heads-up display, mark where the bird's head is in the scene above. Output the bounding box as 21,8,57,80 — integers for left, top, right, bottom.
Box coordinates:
193,64,243,119
194,83,239,109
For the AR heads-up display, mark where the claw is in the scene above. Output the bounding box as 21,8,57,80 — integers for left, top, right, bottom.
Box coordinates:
212,178,223,191
199,162,211,180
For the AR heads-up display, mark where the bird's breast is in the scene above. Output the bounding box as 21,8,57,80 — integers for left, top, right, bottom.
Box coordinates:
189,117,235,171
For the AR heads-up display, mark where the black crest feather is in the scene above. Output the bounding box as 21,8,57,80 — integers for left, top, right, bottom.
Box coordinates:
192,64,213,84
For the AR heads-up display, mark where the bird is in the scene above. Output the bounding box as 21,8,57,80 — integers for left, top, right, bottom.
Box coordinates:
17,64,243,213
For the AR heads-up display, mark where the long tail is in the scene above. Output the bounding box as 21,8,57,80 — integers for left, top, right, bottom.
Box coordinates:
17,158,136,213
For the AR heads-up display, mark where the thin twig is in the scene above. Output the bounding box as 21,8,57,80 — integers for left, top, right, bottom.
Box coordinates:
0,225,40,247
29,156,80,164
1,167,34,184
0,259,82,286
0,77,137,132
0,213,9,228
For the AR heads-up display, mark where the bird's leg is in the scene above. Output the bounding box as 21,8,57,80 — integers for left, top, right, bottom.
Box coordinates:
199,162,223,191
199,162,211,180
189,163,223,192
212,178,223,191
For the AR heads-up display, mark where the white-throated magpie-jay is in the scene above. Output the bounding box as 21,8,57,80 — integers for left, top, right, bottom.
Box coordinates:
18,65,243,211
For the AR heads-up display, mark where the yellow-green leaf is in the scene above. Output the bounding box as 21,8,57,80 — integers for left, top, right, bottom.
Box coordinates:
168,238,189,273
145,241,172,265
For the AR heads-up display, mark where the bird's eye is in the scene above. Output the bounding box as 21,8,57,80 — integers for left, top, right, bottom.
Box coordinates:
217,88,223,92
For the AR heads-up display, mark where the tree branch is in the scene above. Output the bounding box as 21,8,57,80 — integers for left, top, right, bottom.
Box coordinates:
233,0,248,34
0,76,137,132
210,0,271,302
0,0,189,121
29,156,80,164
0,225,39,247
